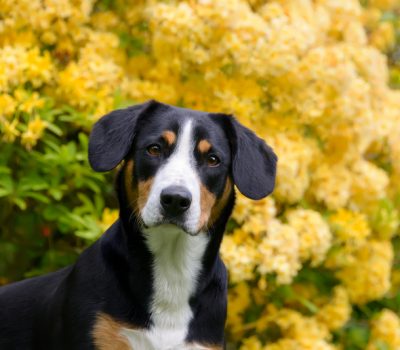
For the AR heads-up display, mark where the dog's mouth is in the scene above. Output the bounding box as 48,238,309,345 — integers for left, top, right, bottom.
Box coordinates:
143,217,199,236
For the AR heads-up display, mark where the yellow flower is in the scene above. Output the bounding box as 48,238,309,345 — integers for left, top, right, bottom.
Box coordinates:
221,235,258,283
57,50,122,111
21,130,37,150
368,0,400,10
266,308,331,344
241,214,267,238
268,132,316,204
21,116,47,150
367,309,400,350
369,22,396,51
24,47,53,87
349,160,389,211
0,94,16,118
1,119,20,142
99,208,118,231
316,287,351,331
265,338,336,350
227,282,251,334
329,209,371,244
337,240,393,304
239,336,262,350
17,92,45,114
311,162,352,210
0,45,26,90
232,193,254,224
257,219,301,284
287,209,332,266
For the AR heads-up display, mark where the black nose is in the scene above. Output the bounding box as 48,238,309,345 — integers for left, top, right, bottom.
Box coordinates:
160,186,192,217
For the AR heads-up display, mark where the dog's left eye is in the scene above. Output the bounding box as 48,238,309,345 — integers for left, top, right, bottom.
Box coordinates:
207,154,220,167
147,144,162,156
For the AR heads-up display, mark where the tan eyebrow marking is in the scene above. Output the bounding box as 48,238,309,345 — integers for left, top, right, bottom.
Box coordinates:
162,130,176,146
198,139,212,153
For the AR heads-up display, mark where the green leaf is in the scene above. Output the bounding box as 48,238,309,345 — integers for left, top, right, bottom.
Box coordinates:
43,205,67,220
18,175,49,192
23,191,50,204
45,122,63,136
48,188,63,201
0,166,11,175
42,138,61,152
0,175,13,197
13,198,27,210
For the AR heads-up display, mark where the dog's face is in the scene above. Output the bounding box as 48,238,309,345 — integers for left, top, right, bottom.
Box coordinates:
132,109,232,234
88,100,277,235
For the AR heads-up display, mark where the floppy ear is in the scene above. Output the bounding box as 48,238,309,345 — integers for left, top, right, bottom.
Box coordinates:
226,116,277,200
88,100,157,172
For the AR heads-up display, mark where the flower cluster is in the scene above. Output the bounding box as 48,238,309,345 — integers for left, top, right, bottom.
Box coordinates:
1,0,400,349
367,309,400,350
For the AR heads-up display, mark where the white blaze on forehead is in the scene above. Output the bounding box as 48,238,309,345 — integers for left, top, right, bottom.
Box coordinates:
141,120,201,234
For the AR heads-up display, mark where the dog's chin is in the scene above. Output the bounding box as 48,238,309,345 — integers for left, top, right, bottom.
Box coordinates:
143,218,200,236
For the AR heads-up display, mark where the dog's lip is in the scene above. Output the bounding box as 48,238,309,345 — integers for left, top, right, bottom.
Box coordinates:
145,219,199,236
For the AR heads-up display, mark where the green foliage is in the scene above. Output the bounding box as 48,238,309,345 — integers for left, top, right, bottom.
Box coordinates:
0,99,115,282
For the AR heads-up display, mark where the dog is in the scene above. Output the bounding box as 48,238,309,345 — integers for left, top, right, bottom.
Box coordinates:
0,100,277,350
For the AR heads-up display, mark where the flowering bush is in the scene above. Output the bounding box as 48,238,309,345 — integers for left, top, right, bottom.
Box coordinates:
1,0,400,348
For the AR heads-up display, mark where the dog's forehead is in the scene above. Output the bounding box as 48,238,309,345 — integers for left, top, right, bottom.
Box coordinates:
138,105,228,146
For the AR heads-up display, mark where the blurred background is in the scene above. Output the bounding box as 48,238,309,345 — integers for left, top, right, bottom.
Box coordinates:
1,0,400,349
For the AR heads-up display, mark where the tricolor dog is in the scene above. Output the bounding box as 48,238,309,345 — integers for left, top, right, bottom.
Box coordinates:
0,100,277,350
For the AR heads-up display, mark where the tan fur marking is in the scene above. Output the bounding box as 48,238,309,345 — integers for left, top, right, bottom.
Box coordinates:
208,178,233,228
92,313,132,350
198,139,212,153
125,159,136,208
137,178,154,211
125,161,154,215
198,178,233,231
162,130,176,146
198,184,216,230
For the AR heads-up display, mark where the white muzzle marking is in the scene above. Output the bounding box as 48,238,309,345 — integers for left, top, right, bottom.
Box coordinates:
141,120,201,235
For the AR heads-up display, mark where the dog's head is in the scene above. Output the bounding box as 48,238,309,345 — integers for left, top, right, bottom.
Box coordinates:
89,100,277,235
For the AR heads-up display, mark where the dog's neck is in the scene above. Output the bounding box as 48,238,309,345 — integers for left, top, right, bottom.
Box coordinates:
98,170,234,346
142,224,208,341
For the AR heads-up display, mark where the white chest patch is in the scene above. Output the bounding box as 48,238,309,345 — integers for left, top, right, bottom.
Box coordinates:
122,224,208,350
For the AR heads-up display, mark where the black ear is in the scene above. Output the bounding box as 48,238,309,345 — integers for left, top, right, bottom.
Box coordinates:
88,100,157,172
226,116,277,200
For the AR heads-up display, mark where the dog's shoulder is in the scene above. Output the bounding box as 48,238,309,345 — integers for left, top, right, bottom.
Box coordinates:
0,266,72,348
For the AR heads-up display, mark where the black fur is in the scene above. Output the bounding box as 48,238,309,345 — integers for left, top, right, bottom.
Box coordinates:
218,115,277,200
88,100,158,172
0,100,277,349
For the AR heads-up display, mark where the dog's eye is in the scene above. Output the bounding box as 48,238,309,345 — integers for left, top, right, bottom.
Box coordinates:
207,154,220,167
147,144,162,156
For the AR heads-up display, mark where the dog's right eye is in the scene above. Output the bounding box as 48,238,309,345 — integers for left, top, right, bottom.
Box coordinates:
147,144,162,156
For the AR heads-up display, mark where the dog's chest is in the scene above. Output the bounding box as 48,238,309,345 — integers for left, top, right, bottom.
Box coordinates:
129,225,208,350
120,328,209,350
